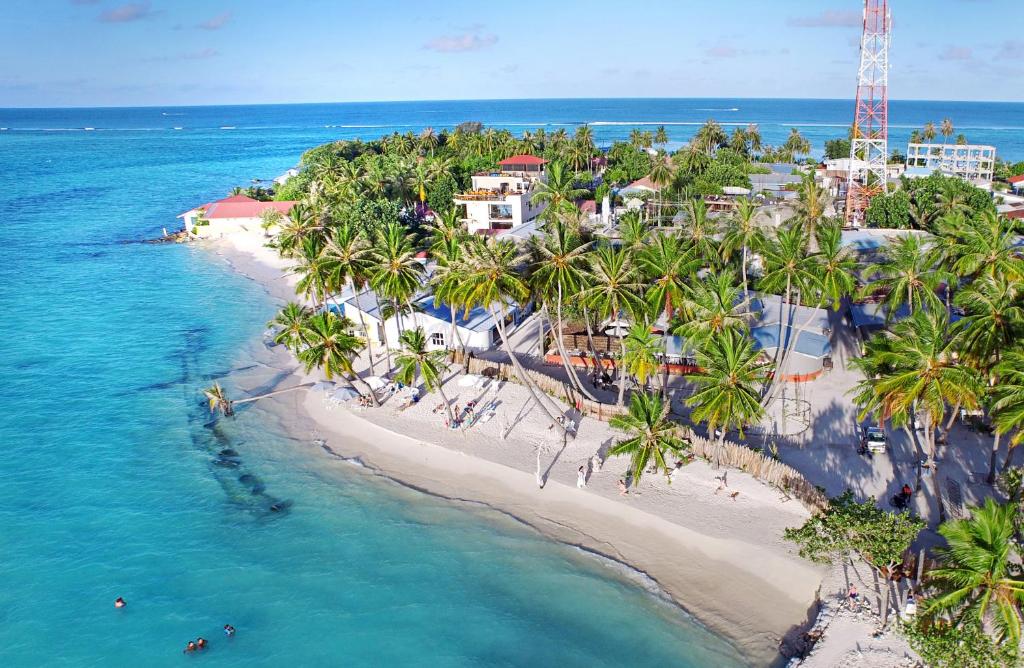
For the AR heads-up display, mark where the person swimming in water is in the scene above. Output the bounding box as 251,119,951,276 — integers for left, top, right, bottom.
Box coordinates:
223,624,235,637
196,638,208,650
114,597,126,608
184,641,197,653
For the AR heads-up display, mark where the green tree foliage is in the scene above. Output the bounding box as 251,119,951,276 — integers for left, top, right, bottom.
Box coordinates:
824,138,851,160
426,172,458,214
865,189,912,228
785,490,924,569
902,620,1018,668
866,173,994,230
605,141,652,184
693,162,752,195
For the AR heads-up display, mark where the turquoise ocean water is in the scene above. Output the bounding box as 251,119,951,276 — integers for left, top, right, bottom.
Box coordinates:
1,98,1021,666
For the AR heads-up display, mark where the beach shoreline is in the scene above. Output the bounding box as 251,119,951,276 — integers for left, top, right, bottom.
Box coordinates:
205,230,830,665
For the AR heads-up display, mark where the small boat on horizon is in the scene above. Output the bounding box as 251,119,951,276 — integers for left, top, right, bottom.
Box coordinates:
220,126,236,130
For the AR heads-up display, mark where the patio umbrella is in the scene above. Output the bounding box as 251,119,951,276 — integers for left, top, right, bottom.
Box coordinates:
364,376,387,390
457,374,481,388
330,387,360,402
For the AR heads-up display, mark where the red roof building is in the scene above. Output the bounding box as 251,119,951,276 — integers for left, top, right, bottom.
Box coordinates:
179,195,296,220
498,155,548,166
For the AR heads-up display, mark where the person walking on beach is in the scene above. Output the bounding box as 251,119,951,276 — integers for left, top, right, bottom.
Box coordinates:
577,465,587,488
618,479,628,496
847,584,860,610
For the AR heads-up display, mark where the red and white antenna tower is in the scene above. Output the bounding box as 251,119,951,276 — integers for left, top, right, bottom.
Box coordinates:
845,0,891,226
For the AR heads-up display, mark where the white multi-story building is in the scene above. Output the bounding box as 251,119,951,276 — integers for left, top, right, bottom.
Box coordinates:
454,155,548,234
905,142,996,186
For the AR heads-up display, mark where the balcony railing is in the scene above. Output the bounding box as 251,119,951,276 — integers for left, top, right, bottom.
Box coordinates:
455,189,528,202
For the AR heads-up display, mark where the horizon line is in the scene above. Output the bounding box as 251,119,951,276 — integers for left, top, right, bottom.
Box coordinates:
3,95,1024,112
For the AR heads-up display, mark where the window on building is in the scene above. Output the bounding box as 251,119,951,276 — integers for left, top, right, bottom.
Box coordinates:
430,332,445,347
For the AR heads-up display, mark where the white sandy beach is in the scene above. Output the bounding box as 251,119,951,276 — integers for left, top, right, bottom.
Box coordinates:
208,228,916,666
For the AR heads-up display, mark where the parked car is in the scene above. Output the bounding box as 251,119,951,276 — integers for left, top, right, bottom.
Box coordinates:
860,426,887,454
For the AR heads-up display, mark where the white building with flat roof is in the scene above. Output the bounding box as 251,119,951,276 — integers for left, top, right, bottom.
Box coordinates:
454,155,547,234
905,142,995,186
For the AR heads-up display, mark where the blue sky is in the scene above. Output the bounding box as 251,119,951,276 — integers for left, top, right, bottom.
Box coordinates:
1,0,1021,107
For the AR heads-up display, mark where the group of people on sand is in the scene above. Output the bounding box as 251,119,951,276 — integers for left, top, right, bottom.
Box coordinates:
114,596,236,655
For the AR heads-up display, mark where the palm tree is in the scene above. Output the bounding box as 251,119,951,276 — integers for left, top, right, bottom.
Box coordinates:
783,129,811,162
531,161,588,222
260,208,284,237
745,124,762,154
324,222,378,375
297,311,365,382
275,203,319,258
654,125,669,150
949,211,1023,282
527,220,596,398
419,127,439,156
293,237,334,311
851,310,982,501
582,246,645,406
394,328,455,424
793,174,830,240
923,498,1024,646
814,221,859,310
269,302,311,353
648,160,675,226
922,122,937,143
685,329,770,449
860,233,945,320
622,322,662,393
608,392,687,486
203,381,316,418
680,199,720,267
617,209,650,251
456,237,569,436
993,351,1024,472
940,118,954,145
721,197,764,298
640,231,698,395
675,270,749,345
370,222,425,340
692,119,727,154
935,182,971,218
759,225,818,363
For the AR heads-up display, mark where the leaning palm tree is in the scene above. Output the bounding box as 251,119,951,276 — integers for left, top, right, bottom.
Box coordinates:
394,328,455,424
203,380,316,418
582,246,646,406
456,237,569,436
527,220,596,399
269,302,311,353
685,329,770,451
324,222,378,375
609,392,687,487
923,498,1024,647
721,197,764,298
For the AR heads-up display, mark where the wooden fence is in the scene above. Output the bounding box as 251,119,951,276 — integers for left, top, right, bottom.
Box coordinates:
454,351,829,514
681,429,829,512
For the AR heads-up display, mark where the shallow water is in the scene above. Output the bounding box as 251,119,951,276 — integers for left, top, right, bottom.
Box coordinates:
0,103,754,666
